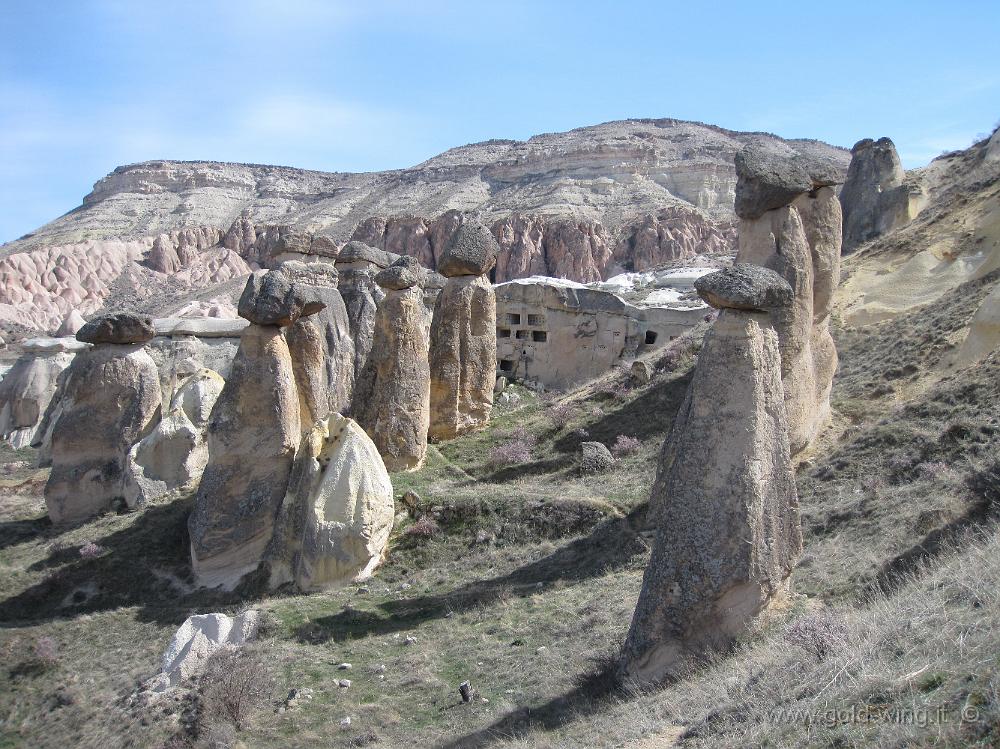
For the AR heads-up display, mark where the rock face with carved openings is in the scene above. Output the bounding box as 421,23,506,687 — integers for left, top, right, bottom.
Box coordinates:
620,265,801,685
43,318,161,525
355,259,430,471
428,220,498,441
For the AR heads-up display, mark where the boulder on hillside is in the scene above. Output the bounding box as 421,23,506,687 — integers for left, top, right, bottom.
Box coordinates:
76,312,155,345
148,610,260,692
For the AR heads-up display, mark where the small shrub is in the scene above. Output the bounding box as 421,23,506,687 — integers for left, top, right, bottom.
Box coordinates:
784,610,848,661
78,542,106,559
611,434,642,458
32,637,59,669
590,406,606,419
405,517,440,538
548,402,578,429
489,438,535,467
198,648,273,733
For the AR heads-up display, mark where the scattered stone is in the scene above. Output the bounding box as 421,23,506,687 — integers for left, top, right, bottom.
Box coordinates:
404,635,417,646
337,663,352,670
401,490,422,514
459,681,474,703
579,441,614,473
338,679,352,689
494,375,508,393
76,312,155,345
340,717,352,728
629,360,652,387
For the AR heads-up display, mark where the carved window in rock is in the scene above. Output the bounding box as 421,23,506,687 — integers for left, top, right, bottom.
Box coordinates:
527,313,545,326
645,330,658,344
515,330,529,340
497,328,511,338
506,313,521,325
499,359,514,372
532,331,547,342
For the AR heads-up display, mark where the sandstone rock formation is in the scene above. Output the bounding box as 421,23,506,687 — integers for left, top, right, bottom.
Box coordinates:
428,222,498,441
733,146,843,455
125,369,224,507
148,610,260,693
0,338,82,449
840,137,927,252
188,271,321,589
336,243,390,386
44,318,161,525
355,259,431,471
279,261,355,415
268,414,394,591
620,265,801,685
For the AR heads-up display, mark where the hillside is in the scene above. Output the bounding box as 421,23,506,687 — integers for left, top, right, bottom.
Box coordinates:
1,131,999,748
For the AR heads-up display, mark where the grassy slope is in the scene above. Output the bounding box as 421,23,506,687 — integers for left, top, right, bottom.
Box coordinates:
1,280,999,747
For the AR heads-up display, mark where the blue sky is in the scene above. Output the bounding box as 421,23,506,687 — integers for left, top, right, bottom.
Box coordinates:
1,0,998,245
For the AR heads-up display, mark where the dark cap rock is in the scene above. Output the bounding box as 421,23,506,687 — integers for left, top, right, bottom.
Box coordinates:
336,241,395,268
76,312,155,344
436,219,498,277
376,265,420,290
238,270,326,327
694,264,793,312
734,146,813,219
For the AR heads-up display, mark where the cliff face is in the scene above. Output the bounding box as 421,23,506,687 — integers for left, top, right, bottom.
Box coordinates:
0,118,848,335
8,118,847,254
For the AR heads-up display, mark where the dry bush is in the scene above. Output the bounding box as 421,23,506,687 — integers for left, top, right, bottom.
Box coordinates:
31,636,59,669
78,541,105,559
197,647,273,734
783,610,849,661
611,435,642,458
405,517,440,538
548,402,578,429
489,438,535,467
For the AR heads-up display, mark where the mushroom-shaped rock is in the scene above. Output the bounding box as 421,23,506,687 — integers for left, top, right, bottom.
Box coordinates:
694,264,794,312
76,312,155,345
436,220,499,277
237,270,325,327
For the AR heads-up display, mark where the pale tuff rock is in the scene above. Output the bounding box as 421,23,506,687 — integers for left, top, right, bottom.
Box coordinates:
146,335,239,416
279,261,355,414
188,325,301,589
54,309,86,337
286,317,329,429
734,147,842,455
620,300,801,685
269,414,394,591
436,219,499,278
840,137,926,252
613,207,736,272
237,269,326,327
356,270,430,471
76,311,155,345
153,317,248,338
125,369,224,507
429,274,497,441
0,347,76,449
43,340,160,525
149,611,260,692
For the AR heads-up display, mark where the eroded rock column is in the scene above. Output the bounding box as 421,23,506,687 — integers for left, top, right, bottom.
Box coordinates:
356,257,431,471
733,145,843,455
43,313,160,525
428,220,498,441
188,270,324,589
619,265,802,685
